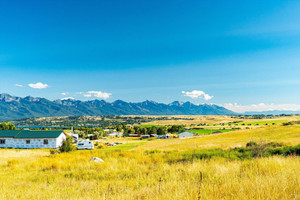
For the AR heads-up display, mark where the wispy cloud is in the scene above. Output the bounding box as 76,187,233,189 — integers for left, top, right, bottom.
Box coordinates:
15,84,23,87
61,92,69,96
28,82,49,89
80,91,112,99
182,90,213,100
223,103,300,113
61,97,75,100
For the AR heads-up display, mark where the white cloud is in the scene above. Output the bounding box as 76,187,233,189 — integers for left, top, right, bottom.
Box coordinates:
80,91,112,99
83,94,92,97
223,103,300,113
15,84,23,87
61,97,75,100
28,82,49,89
61,92,69,96
182,90,213,100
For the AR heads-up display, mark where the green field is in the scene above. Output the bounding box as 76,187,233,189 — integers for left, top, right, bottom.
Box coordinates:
225,120,291,126
189,128,236,135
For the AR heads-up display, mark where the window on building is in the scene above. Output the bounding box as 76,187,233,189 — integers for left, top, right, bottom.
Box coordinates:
26,140,30,144
43,139,48,145
0,139,5,144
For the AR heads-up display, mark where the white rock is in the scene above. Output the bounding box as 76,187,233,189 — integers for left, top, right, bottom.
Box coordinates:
90,157,104,162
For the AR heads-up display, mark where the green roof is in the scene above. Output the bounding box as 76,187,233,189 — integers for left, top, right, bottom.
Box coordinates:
0,130,63,138
0,130,22,137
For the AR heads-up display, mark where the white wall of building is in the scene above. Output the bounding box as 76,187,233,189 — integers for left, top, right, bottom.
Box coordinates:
56,133,67,148
0,138,14,148
0,133,66,149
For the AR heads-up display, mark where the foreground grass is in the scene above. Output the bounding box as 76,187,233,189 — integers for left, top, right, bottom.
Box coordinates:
0,149,299,200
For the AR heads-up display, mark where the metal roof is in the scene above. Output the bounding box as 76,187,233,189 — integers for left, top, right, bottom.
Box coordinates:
0,130,22,138
0,130,63,138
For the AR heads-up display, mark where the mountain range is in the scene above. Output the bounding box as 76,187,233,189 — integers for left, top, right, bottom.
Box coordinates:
0,93,235,120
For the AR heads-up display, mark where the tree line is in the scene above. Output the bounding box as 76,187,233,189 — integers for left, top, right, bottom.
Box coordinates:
123,125,185,136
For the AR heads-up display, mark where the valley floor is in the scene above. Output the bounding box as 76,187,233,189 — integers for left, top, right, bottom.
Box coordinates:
0,125,299,199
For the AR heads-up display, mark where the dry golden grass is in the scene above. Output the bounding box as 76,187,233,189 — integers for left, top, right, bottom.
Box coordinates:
142,115,300,126
137,125,300,151
142,115,234,125
0,149,49,164
0,150,299,200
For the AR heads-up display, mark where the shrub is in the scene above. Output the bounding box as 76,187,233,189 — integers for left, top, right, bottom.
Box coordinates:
50,149,60,155
59,136,76,152
246,141,257,147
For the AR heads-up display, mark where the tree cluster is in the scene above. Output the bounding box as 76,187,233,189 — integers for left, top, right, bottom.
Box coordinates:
73,127,107,139
0,122,16,130
123,125,185,136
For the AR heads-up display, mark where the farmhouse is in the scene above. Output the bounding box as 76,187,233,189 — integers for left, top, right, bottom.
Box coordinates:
108,132,122,137
157,134,171,139
0,130,66,149
178,131,194,138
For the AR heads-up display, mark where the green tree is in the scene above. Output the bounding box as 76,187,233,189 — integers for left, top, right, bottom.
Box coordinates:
157,126,166,135
0,122,16,130
116,125,122,132
7,122,16,130
134,126,141,135
148,126,157,135
59,136,76,152
140,127,147,135
123,127,135,136
168,125,185,133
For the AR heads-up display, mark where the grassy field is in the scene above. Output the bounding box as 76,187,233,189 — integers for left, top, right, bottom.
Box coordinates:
142,115,300,127
188,128,236,135
225,119,292,126
136,125,300,151
0,123,299,199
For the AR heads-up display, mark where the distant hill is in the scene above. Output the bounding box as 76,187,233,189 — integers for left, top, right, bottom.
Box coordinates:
0,93,235,120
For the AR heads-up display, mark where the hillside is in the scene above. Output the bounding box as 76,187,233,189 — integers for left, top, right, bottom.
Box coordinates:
0,94,235,120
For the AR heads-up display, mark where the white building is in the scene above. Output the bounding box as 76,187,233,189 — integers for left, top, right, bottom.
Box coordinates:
0,130,66,149
177,131,194,139
108,132,122,137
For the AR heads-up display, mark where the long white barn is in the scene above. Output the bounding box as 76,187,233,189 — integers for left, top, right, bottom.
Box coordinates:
0,130,66,149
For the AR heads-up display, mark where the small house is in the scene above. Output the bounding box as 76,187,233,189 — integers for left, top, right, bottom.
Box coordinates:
65,131,79,142
128,134,140,137
157,134,171,139
141,135,150,139
177,131,194,139
108,132,122,137
0,130,66,149
150,134,158,137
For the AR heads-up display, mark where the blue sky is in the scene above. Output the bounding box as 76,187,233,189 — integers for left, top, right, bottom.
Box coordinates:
1,0,300,112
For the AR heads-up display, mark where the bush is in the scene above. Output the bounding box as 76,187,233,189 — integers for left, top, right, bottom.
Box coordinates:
59,136,76,152
246,141,257,147
50,149,60,155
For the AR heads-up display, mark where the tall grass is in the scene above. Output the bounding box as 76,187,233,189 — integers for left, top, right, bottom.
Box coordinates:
0,149,299,199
